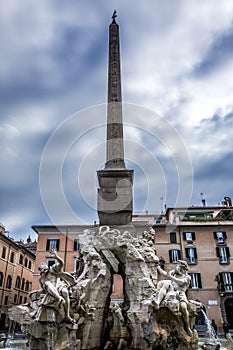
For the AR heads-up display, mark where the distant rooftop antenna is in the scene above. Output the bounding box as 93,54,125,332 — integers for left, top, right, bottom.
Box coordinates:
160,197,163,214
200,192,206,207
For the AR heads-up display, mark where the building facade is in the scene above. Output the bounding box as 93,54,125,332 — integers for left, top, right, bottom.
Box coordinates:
0,224,35,330
32,203,233,333
151,204,233,332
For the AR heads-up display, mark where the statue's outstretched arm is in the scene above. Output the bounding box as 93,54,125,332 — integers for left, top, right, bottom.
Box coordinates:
50,250,64,270
157,265,168,277
167,271,187,285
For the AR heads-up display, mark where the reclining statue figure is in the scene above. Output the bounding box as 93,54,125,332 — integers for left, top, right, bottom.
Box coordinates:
38,249,75,322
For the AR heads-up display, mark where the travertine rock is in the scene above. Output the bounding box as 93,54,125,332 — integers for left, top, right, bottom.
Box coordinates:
10,226,201,350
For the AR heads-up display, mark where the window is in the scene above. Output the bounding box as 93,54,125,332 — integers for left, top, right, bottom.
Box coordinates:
24,258,28,267
74,257,80,272
169,232,177,244
74,239,81,251
25,281,30,292
2,247,6,259
19,254,23,265
47,259,56,267
183,232,195,242
189,273,202,289
6,275,12,289
220,272,233,292
0,272,3,287
46,239,60,251
214,231,227,244
28,261,32,269
24,297,27,304
185,247,197,264
216,247,230,264
169,249,180,263
4,296,8,305
21,278,25,290
14,294,17,303
15,276,21,289
10,252,14,263
19,296,22,304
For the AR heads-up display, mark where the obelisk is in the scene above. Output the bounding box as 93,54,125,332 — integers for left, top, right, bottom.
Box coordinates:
97,11,133,226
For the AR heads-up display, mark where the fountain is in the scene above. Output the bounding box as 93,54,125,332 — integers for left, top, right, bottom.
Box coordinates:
199,310,221,350
9,226,204,350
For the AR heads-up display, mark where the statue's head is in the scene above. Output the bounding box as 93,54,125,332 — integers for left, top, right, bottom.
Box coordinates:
177,260,189,272
38,262,49,272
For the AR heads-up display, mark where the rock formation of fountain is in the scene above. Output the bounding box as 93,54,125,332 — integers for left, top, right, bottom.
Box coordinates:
9,226,203,350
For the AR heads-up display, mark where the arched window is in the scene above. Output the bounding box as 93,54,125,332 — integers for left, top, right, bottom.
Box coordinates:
0,272,3,287
6,275,12,289
19,254,23,265
21,278,25,290
2,247,6,259
15,276,21,289
25,281,30,292
24,258,28,267
10,252,14,263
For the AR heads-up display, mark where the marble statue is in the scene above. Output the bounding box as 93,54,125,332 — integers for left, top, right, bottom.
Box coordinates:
38,250,75,323
9,226,202,350
154,260,192,335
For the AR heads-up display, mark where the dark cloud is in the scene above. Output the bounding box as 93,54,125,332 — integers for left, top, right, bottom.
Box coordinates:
193,27,233,77
192,151,233,206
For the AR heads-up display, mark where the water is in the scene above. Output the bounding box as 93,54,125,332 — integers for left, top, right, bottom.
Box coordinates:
227,332,233,343
201,309,219,345
2,347,27,350
1,336,27,350
47,322,57,350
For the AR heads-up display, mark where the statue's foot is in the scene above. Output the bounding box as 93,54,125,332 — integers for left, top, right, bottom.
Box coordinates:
153,300,160,310
187,328,193,337
29,311,37,318
58,297,65,305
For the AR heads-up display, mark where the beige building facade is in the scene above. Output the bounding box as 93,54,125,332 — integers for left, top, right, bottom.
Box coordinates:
0,224,35,330
32,203,233,333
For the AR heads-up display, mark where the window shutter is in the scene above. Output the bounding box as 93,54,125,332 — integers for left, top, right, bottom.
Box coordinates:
226,247,230,257
185,248,189,258
74,240,77,251
170,232,177,243
213,232,217,239
169,250,172,263
183,232,186,240
56,239,60,251
230,272,233,282
194,248,197,259
223,232,227,239
46,240,50,251
198,273,202,288
216,247,220,257
192,232,196,240
0,272,3,287
219,272,224,284
178,250,181,260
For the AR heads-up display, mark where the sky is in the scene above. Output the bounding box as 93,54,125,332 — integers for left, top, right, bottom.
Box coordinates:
1,0,233,241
